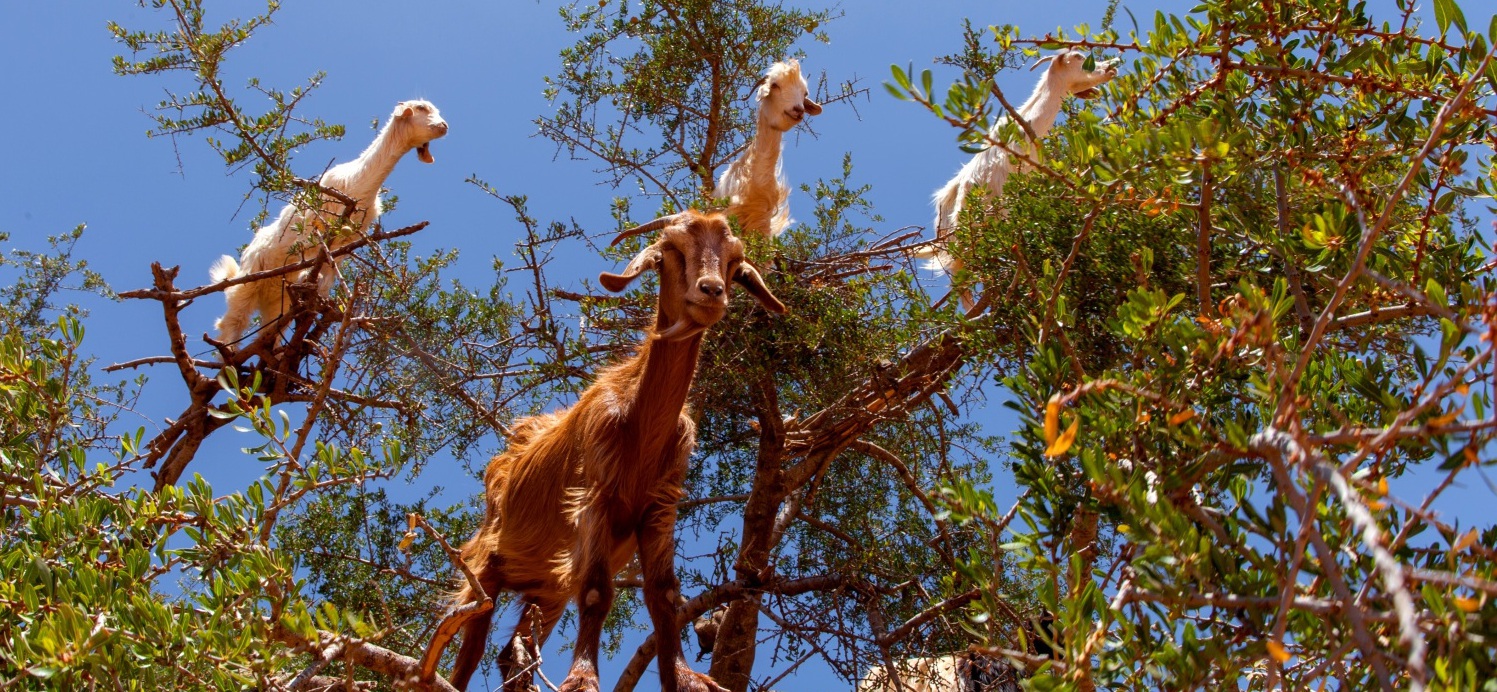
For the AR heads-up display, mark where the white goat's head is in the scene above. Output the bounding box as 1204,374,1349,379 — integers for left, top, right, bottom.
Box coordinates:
1032,50,1120,99
391,99,449,163
754,59,823,132
602,210,787,340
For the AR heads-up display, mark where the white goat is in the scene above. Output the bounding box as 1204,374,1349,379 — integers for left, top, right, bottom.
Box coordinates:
716,59,822,238
858,653,1018,692
211,99,449,344
919,51,1119,306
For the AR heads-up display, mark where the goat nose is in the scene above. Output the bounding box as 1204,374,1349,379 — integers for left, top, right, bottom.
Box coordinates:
697,278,725,298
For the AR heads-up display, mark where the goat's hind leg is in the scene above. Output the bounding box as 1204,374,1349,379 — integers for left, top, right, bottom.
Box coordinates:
557,512,630,692
638,501,726,692
215,281,257,345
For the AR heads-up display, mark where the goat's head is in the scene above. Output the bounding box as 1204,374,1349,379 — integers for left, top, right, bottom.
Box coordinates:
392,100,449,164
754,59,823,132
601,210,787,341
1031,50,1120,99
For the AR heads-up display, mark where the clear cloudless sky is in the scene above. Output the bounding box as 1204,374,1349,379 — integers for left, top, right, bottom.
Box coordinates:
5,1,1491,690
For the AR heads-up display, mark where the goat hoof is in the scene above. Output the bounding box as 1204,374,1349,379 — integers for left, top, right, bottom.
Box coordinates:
675,666,728,692
557,671,600,692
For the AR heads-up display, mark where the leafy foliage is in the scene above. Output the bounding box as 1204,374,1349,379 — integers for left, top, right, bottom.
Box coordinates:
5,0,1497,691
890,0,1497,689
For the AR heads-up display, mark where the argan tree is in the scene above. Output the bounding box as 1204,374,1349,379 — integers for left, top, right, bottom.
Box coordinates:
4,0,1495,690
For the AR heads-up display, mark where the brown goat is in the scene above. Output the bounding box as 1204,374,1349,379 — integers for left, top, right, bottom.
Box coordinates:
429,211,787,692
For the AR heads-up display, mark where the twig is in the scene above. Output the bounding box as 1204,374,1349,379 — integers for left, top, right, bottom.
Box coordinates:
413,513,494,683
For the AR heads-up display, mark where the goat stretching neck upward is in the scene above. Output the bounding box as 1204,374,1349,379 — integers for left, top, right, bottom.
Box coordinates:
434,211,787,692
716,59,822,238
920,51,1119,307
210,99,449,344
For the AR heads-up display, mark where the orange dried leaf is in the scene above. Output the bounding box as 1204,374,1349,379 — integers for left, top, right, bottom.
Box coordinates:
1367,500,1387,511
1136,410,1151,424
1045,418,1079,458
1375,477,1388,498
1456,381,1470,395
1463,447,1479,465
1266,640,1290,663
1169,409,1196,426
1429,408,1462,427
1453,529,1479,553
1453,596,1480,612
1045,396,1061,447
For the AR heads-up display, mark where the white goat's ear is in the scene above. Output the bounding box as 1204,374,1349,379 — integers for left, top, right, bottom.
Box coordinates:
600,246,661,292
803,98,823,116
733,264,787,314
400,105,415,120
752,75,771,100
1030,54,1057,71
1074,87,1100,99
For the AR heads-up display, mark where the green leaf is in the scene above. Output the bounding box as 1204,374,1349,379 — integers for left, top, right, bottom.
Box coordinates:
1433,0,1455,34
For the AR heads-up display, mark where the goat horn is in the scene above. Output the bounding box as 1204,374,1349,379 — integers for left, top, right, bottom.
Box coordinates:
1030,54,1057,71
609,213,682,247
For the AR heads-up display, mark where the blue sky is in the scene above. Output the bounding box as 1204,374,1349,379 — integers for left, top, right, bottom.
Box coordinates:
6,1,1493,690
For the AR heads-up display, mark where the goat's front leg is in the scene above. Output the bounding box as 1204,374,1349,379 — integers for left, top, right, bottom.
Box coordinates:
558,511,627,692
638,502,727,692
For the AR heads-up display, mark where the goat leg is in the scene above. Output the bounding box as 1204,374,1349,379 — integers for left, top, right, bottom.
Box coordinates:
558,516,624,692
637,503,727,692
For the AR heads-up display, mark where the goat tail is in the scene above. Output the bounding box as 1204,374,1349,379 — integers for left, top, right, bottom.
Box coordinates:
913,179,964,274
209,255,240,283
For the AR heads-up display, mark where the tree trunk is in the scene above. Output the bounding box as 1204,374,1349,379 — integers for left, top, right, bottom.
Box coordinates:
709,377,786,691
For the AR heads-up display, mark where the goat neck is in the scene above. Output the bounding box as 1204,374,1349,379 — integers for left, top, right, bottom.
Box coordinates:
1013,75,1066,143
331,118,413,204
743,112,785,193
618,249,710,459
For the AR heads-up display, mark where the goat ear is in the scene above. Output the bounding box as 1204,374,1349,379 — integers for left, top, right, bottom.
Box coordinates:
1030,54,1057,71
400,105,415,120
752,75,771,100
1074,87,1100,99
599,246,661,292
803,98,823,116
733,264,787,314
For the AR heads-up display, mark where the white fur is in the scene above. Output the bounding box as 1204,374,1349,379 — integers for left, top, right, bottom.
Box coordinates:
212,100,448,344
857,655,964,692
921,51,1119,305
717,59,822,237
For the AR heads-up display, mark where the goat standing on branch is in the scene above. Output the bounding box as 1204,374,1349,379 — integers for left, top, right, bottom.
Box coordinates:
211,99,448,344
717,59,822,238
426,211,787,692
919,51,1118,307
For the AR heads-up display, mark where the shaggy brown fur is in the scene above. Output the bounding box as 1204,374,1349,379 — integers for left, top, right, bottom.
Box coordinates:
436,211,786,692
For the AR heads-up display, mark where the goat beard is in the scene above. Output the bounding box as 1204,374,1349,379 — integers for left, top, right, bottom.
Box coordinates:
654,318,708,342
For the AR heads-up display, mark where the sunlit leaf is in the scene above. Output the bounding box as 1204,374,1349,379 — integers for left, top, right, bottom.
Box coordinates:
1266,640,1290,663
1045,418,1079,458
1045,395,1061,446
